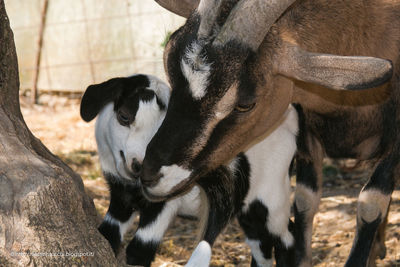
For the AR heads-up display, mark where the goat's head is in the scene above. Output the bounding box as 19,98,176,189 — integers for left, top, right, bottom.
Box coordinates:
80,74,170,182
142,0,393,200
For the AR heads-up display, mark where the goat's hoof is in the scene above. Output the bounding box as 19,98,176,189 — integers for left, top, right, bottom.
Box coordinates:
378,244,387,260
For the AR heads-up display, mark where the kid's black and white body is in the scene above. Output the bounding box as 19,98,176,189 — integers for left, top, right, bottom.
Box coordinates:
80,74,298,267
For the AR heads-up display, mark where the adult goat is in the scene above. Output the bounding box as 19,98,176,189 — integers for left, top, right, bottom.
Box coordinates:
142,0,400,266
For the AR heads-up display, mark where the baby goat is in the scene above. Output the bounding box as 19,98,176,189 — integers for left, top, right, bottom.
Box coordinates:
80,74,298,266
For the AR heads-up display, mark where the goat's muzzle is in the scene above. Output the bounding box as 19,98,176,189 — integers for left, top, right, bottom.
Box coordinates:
131,158,142,178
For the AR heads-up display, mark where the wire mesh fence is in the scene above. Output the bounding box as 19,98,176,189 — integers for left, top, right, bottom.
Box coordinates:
5,0,184,94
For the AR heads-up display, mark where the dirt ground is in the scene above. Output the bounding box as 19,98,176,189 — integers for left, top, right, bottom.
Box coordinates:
20,94,400,266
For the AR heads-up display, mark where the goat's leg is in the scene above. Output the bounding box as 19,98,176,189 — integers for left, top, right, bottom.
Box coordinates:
238,200,295,267
274,219,296,267
293,137,323,267
186,172,243,267
367,207,389,267
238,202,274,267
185,199,227,267
126,199,178,267
345,156,396,267
98,179,138,254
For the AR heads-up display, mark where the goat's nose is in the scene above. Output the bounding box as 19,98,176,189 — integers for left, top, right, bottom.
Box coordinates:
141,159,162,187
131,158,142,177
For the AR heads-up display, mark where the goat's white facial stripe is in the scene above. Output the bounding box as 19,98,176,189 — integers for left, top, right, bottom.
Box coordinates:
146,165,192,196
181,41,211,100
214,83,237,119
189,84,238,158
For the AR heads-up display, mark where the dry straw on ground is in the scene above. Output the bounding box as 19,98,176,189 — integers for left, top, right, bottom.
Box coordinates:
20,94,400,266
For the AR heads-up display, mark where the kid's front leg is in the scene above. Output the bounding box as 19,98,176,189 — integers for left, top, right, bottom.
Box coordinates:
238,200,294,267
126,199,179,267
98,177,138,254
186,180,238,267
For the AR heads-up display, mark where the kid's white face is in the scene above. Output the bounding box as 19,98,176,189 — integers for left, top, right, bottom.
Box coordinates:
95,90,167,181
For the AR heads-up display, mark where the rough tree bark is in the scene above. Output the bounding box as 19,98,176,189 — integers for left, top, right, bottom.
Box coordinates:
0,2,120,266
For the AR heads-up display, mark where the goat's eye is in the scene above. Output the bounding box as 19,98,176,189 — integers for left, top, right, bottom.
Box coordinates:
234,103,256,113
117,112,131,126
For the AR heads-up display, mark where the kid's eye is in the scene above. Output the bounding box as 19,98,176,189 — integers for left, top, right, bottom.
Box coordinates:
117,112,131,126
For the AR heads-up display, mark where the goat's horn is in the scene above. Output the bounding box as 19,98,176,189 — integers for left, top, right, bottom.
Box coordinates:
213,0,296,50
197,0,223,39
155,0,199,18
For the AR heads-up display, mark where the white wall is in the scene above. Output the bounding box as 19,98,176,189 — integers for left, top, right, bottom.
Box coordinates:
5,0,185,92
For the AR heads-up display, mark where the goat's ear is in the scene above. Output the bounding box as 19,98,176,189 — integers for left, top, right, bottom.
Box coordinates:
80,78,125,122
275,44,393,90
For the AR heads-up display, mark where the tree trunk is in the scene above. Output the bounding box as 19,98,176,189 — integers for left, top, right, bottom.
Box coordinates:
0,1,120,266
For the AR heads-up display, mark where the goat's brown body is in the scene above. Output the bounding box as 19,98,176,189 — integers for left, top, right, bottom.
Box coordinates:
264,1,400,265
274,0,400,161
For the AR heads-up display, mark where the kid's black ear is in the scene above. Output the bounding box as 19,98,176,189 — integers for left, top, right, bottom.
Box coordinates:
80,78,125,122
80,74,151,122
